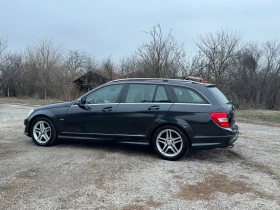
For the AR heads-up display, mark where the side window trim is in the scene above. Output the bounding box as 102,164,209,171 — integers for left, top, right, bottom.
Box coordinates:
151,85,159,101
120,84,130,103
168,85,210,104
164,84,176,103
153,85,171,102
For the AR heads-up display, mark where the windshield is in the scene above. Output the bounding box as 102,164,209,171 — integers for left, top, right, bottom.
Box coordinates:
208,87,229,104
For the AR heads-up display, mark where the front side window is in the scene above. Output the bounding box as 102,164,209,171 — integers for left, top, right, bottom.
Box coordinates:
172,86,207,104
84,84,124,104
125,84,156,103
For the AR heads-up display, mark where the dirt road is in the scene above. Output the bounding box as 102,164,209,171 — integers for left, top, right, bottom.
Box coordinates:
0,104,279,210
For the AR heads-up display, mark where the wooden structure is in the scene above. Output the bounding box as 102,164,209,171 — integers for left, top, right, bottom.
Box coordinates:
183,76,208,83
73,70,120,93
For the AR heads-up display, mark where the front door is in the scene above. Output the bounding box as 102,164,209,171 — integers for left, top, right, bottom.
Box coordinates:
64,84,124,139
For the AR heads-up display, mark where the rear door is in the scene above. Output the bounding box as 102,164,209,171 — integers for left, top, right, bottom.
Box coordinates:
115,84,173,141
167,85,212,137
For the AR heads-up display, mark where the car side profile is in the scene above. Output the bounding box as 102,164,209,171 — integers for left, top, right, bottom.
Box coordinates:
24,78,239,160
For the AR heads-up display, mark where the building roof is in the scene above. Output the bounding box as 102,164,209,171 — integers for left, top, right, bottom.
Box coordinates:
73,70,120,83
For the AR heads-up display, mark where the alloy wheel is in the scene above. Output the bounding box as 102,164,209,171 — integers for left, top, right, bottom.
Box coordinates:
156,129,183,157
33,121,51,144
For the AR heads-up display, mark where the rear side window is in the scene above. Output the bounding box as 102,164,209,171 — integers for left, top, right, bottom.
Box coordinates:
125,84,156,103
171,86,208,104
208,87,229,104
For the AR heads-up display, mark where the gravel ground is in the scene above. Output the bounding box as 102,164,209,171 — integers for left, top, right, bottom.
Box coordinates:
0,104,279,210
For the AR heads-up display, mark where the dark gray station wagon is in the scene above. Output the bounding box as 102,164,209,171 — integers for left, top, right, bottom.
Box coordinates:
24,78,239,160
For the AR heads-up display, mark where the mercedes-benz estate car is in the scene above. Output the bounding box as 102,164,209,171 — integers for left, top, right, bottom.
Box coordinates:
24,78,239,160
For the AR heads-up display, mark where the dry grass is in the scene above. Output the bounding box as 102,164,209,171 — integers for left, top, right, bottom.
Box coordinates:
145,197,163,208
235,109,280,126
177,172,257,200
122,204,146,210
0,97,62,106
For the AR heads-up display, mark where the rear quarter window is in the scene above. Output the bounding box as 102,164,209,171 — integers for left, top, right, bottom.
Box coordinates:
208,87,229,104
171,86,208,104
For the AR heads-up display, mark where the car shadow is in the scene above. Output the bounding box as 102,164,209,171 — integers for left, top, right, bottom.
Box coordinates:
186,148,245,162
57,139,156,158
54,139,244,162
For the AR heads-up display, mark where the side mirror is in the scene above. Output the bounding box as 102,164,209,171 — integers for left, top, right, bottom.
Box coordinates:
76,98,84,107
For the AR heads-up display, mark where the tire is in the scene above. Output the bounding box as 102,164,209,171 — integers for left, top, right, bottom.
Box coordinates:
152,125,189,161
30,117,57,146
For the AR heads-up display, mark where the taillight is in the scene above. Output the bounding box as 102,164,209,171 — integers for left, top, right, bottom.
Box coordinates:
210,112,230,128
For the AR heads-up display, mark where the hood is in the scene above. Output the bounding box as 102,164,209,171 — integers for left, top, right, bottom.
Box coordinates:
35,101,72,110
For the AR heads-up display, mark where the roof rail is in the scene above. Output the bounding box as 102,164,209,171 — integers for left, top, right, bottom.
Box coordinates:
108,78,192,83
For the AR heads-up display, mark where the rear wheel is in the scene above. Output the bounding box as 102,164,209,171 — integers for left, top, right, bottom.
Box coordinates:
152,125,189,161
31,117,57,146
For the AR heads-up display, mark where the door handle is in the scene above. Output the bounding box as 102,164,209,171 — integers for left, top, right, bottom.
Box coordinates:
102,107,113,112
148,105,160,111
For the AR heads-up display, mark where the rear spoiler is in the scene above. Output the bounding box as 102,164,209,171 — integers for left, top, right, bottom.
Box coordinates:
205,84,216,87
182,76,216,87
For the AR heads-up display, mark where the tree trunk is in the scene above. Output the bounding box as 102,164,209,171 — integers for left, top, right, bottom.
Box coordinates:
44,87,47,99
7,86,10,97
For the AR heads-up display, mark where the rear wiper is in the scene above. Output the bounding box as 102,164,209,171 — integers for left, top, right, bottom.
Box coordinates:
227,101,232,104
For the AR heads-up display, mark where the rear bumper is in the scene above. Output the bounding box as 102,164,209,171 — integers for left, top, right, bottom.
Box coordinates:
191,125,239,150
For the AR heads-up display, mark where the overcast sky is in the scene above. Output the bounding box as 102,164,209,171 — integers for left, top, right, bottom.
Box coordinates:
0,0,279,61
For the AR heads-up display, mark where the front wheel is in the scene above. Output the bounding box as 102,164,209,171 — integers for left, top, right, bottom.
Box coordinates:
152,126,189,161
31,117,57,146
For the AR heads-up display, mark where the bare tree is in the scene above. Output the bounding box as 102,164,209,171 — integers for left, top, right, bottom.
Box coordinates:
227,42,261,108
195,29,241,87
119,55,140,77
136,24,188,78
0,38,9,96
260,40,280,109
0,38,8,60
65,50,93,74
101,56,115,80
0,53,23,97
25,38,63,99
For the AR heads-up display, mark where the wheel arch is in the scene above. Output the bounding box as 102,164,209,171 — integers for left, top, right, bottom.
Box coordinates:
28,114,56,136
148,123,193,147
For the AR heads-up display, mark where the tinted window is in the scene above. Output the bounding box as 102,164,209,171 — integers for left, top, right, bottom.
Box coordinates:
208,87,229,104
154,86,169,102
84,84,123,104
125,84,156,103
172,86,207,104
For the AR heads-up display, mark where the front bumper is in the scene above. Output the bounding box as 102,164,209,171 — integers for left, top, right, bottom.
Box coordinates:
191,125,239,150
24,119,30,136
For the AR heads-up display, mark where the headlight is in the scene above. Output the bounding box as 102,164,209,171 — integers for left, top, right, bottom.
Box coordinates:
27,109,34,117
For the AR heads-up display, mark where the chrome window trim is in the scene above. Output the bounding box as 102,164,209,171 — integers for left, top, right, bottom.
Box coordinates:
118,103,173,105
174,103,212,106
71,102,211,106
